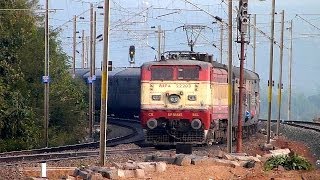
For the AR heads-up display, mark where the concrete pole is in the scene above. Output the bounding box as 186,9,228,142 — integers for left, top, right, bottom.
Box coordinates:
276,10,285,136
92,10,97,133
288,20,293,121
44,0,50,148
253,14,257,72
72,15,77,78
267,0,276,144
89,3,93,138
227,0,233,153
100,0,111,166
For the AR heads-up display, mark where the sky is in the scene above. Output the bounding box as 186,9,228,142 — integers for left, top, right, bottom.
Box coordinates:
38,0,320,95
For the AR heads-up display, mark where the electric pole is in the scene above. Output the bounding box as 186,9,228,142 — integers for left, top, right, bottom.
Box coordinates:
276,10,285,136
267,0,276,144
288,20,293,121
43,0,50,148
100,0,111,166
72,15,77,78
92,10,97,134
89,3,94,138
82,30,85,69
253,14,257,72
220,23,223,64
227,0,233,153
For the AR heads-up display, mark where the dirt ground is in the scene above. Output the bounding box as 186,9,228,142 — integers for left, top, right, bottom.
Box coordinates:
141,134,320,180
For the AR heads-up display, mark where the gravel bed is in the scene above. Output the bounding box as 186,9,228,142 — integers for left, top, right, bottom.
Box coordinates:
278,123,320,159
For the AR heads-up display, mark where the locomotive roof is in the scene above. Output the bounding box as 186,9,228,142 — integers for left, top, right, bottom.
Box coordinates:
233,67,260,80
141,59,212,68
89,67,140,78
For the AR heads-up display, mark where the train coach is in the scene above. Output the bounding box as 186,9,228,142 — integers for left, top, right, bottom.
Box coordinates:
140,51,260,145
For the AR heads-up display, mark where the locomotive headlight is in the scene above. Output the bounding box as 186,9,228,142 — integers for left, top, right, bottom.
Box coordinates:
188,95,197,101
191,119,202,130
147,118,158,129
168,94,180,104
151,95,161,101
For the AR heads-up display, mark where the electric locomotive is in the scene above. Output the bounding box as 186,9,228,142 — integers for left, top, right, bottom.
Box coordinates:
140,51,260,145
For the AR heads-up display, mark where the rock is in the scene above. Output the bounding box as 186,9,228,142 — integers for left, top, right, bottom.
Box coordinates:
175,155,191,166
112,162,123,169
259,128,267,135
62,175,76,180
145,155,155,161
117,169,125,178
154,156,176,164
124,162,138,170
223,154,235,161
91,173,104,180
277,165,285,171
260,143,274,151
73,168,80,177
123,170,135,178
217,150,225,159
78,170,90,180
137,162,156,171
191,156,212,165
155,162,167,172
243,160,256,168
134,169,145,178
211,158,240,168
100,168,118,179
269,148,291,157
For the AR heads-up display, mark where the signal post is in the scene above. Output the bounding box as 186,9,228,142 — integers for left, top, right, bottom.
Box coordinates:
236,0,249,153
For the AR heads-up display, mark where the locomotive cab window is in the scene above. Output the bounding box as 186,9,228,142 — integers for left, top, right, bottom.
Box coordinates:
151,66,173,80
177,66,200,80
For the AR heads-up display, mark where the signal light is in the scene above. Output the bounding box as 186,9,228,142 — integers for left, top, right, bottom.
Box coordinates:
129,45,135,59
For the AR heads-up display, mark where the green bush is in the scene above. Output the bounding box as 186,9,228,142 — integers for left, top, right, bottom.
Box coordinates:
264,154,313,171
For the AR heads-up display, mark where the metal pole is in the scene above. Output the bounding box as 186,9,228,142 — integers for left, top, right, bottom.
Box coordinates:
220,23,223,64
89,3,93,138
82,30,85,69
253,14,256,72
100,0,110,166
44,0,49,148
276,10,285,136
227,0,233,153
237,32,245,153
267,0,276,144
72,15,77,78
288,20,293,121
158,25,161,60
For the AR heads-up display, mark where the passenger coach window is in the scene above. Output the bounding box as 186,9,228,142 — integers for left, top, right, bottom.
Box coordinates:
151,67,173,80
177,66,200,80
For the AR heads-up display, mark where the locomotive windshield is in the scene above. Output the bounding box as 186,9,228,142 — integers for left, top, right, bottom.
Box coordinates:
151,67,174,80
150,65,200,80
177,66,199,80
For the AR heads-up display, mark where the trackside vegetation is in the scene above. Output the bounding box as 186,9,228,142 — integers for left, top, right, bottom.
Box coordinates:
0,0,88,152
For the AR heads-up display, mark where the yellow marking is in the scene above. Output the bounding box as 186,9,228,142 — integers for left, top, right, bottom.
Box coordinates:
168,113,182,117
101,71,107,99
192,113,199,116
268,86,272,103
228,84,232,105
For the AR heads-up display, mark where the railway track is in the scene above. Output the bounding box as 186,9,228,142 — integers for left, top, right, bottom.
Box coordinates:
259,119,320,133
0,147,158,166
0,117,143,159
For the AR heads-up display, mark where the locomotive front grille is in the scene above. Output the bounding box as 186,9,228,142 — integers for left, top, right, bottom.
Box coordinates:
146,129,205,144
